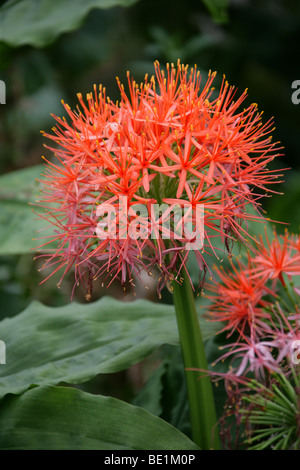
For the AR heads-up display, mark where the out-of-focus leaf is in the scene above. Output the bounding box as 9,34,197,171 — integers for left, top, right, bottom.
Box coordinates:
132,359,167,416
133,345,192,438
0,0,140,47
0,385,200,450
0,201,47,255
159,346,191,438
0,165,50,254
201,0,228,23
0,295,219,398
264,171,300,234
0,164,43,202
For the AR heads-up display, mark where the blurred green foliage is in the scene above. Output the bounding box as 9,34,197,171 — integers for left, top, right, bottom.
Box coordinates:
0,0,140,47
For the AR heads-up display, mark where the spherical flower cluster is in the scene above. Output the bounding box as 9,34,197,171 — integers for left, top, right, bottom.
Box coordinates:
35,61,283,297
205,228,300,378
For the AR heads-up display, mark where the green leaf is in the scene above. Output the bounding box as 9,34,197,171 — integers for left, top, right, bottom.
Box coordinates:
134,345,191,437
201,0,228,23
0,165,44,201
159,346,191,437
0,0,140,47
0,296,218,399
0,385,200,450
132,356,167,417
265,171,300,234
0,165,49,254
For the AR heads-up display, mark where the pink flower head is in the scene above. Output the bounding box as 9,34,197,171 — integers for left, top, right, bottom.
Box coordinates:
262,305,300,365
215,333,281,381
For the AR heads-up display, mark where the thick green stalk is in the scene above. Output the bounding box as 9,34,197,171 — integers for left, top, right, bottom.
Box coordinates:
172,270,221,450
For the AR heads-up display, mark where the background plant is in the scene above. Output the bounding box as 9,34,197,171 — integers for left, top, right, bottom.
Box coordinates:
203,228,300,449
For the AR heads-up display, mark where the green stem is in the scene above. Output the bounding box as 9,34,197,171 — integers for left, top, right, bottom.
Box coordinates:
172,270,221,450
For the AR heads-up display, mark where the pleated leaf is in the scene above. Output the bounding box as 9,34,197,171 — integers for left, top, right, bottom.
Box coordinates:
0,385,200,450
0,296,218,398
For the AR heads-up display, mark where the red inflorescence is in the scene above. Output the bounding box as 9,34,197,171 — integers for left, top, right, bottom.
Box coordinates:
34,61,283,297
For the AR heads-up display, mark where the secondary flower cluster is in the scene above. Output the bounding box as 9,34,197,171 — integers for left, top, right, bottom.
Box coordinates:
35,61,282,297
206,228,300,376
204,229,300,449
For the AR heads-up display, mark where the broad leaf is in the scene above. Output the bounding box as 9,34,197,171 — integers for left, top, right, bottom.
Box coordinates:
0,385,200,450
0,296,219,398
0,0,140,47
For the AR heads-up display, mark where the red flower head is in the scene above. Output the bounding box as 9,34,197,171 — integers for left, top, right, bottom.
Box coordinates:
252,229,300,287
205,255,275,338
34,61,283,298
